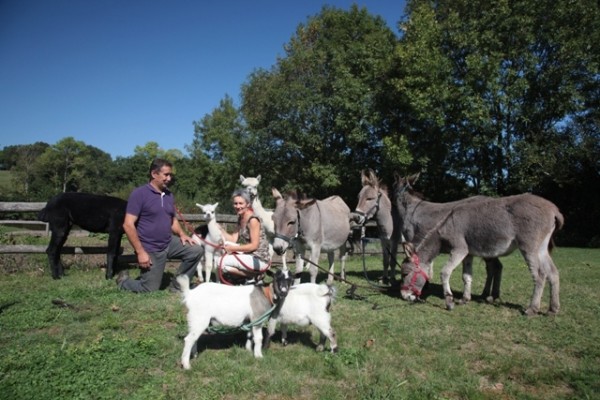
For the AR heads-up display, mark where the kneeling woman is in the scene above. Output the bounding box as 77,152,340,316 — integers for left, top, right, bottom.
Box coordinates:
217,189,271,283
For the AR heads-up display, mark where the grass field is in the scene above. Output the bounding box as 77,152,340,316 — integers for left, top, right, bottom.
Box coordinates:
0,233,598,400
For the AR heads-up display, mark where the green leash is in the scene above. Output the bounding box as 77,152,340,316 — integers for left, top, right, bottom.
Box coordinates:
206,304,277,335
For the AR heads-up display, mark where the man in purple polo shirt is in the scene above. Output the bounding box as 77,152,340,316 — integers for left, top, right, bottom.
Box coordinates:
116,158,203,292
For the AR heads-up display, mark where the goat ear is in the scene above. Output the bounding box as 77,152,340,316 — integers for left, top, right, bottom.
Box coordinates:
213,202,218,208
272,188,282,200
256,175,261,182
239,175,245,183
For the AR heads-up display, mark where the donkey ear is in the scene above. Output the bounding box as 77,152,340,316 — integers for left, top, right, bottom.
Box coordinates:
408,172,421,185
272,188,283,200
296,198,314,209
403,242,416,257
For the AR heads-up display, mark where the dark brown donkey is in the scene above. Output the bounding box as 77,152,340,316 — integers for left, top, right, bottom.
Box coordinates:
38,192,127,280
396,174,563,316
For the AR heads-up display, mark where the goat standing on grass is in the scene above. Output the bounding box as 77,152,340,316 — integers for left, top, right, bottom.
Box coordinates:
177,269,337,370
191,203,224,283
177,272,292,369
265,270,338,353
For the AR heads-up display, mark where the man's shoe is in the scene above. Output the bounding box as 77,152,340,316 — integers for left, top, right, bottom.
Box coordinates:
116,270,129,287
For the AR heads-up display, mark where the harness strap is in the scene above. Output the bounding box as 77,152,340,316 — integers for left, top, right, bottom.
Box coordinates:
401,264,429,297
175,205,195,235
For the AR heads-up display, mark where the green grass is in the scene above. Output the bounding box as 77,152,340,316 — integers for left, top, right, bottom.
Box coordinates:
0,234,599,400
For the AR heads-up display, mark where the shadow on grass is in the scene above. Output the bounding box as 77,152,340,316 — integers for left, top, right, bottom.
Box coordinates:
180,329,317,359
320,269,524,313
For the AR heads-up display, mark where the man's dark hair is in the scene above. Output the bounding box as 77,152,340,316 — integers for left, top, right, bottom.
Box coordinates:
148,158,173,180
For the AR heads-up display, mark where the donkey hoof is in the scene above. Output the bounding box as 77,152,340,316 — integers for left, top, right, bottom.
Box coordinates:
445,302,455,311
524,307,539,317
485,296,495,304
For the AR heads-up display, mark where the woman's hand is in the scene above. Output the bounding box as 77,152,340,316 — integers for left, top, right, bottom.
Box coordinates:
223,242,241,253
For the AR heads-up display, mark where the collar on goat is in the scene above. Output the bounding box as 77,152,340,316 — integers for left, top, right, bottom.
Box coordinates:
262,285,274,305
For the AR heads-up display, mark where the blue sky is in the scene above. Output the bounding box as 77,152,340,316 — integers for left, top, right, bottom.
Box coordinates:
0,1,405,158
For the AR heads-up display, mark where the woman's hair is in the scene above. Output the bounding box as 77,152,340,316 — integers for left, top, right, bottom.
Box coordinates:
148,158,173,180
232,189,252,205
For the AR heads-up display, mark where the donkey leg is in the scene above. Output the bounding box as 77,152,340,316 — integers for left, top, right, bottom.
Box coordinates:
326,251,335,285
481,258,503,303
381,238,391,283
521,252,546,316
339,249,347,282
459,255,473,305
309,249,320,284
440,250,468,311
542,253,560,315
482,258,493,301
294,252,305,285
389,238,401,284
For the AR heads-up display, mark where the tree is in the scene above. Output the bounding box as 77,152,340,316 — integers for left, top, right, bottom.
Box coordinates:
394,0,600,199
33,137,115,195
240,5,406,201
4,143,49,200
188,95,248,207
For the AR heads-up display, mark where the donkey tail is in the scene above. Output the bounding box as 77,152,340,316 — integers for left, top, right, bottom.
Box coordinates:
549,209,565,253
554,210,565,231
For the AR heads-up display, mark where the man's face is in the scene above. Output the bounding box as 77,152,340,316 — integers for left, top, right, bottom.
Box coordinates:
152,166,173,190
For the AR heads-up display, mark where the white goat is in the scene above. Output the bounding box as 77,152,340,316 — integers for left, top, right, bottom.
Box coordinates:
239,175,285,268
266,269,338,352
191,202,223,283
177,273,292,370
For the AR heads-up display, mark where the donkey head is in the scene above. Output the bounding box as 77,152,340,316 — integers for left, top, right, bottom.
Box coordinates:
355,169,383,224
393,172,420,196
271,188,301,256
399,242,429,302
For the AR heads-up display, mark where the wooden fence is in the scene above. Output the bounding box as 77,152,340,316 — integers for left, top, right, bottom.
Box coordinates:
0,202,237,258
0,202,378,260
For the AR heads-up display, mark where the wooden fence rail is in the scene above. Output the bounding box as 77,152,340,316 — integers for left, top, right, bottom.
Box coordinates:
0,202,377,258
0,201,237,257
